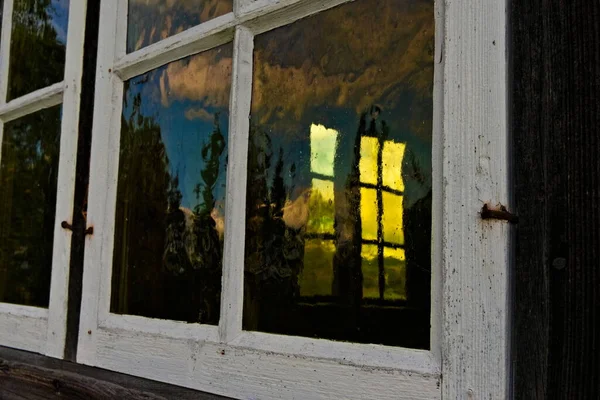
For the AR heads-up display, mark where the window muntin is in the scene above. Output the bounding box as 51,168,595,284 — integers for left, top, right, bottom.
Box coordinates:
242,0,433,348
127,0,233,53
0,105,62,307
110,43,232,324
7,0,70,100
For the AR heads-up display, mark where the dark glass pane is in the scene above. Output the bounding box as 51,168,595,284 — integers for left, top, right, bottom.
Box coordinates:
8,0,69,100
127,0,233,53
244,0,433,348
110,43,232,324
0,105,62,307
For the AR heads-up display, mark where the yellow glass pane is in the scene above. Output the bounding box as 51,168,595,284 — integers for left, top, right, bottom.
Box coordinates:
361,245,379,299
310,124,338,177
382,141,406,192
383,247,406,300
383,192,404,245
360,188,378,240
299,239,335,296
359,136,379,185
307,179,335,234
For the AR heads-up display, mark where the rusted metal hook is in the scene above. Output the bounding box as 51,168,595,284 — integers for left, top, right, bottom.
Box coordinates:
61,221,94,235
480,204,519,224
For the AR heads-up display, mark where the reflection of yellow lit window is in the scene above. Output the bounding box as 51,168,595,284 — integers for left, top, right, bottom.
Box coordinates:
308,179,335,234
382,142,406,192
360,188,378,240
359,136,378,185
307,124,338,235
310,124,337,177
383,192,404,245
359,135,406,300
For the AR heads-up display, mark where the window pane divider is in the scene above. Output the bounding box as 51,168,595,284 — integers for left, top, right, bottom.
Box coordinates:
112,0,353,82
0,0,14,105
218,25,254,344
0,82,64,123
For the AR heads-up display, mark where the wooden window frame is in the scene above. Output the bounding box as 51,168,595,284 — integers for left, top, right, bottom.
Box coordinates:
76,0,512,398
0,0,88,358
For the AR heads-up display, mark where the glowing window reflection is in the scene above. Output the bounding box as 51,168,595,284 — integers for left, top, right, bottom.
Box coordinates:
359,136,379,185
360,187,378,241
382,142,406,192
383,192,404,245
310,123,337,177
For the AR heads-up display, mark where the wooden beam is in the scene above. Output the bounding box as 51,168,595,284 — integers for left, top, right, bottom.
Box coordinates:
511,0,600,398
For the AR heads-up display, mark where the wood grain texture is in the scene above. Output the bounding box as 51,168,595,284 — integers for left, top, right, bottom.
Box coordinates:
511,0,600,398
0,346,228,399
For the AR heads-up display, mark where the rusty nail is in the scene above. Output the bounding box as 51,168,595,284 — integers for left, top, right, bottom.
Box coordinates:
480,204,519,224
61,221,73,231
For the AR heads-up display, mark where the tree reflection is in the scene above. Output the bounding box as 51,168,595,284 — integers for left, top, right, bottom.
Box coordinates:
8,0,69,100
111,91,225,324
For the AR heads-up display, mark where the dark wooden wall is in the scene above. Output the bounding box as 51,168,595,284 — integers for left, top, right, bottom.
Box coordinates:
511,0,600,398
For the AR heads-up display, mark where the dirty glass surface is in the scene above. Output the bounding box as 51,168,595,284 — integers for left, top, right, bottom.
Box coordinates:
127,0,233,53
7,0,70,101
243,0,434,349
0,106,62,307
110,43,232,324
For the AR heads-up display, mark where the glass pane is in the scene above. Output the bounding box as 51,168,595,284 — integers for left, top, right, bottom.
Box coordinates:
110,43,232,324
383,191,404,245
0,105,62,307
127,0,233,53
244,0,434,348
307,179,334,234
8,0,70,101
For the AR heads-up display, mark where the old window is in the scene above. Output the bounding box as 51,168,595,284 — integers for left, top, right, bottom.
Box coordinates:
0,0,87,357
0,0,511,398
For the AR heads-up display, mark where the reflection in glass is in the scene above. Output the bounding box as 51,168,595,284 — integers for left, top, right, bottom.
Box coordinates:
244,0,434,348
110,44,232,324
0,106,62,307
8,0,69,100
127,0,233,53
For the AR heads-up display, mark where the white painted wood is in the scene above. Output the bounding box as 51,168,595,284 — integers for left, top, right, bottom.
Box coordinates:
101,314,219,342
440,0,511,398
112,0,352,81
0,0,50,357
0,82,64,123
231,331,438,374
77,0,513,398
0,304,47,353
113,12,236,80
0,0,13,105
77,0,122,366
44,0,89,359
429,0,445,368
93,326,441,400
218,25,253,344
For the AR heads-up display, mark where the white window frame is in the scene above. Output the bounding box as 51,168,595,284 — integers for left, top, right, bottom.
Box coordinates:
78,0,511,398
0,0,88,358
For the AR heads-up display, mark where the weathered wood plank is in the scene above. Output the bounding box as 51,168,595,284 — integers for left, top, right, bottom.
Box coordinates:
0,346,228,399
512,0,600,398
